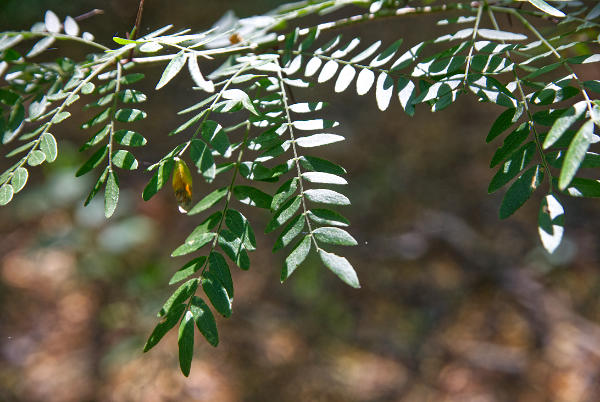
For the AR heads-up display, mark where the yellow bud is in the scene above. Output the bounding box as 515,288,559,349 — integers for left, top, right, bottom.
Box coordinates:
172,157,193,213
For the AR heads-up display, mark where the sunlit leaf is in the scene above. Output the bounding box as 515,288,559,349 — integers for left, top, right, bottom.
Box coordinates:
273,215,305,251
104,170,119,218
266,196,302,232
156,51,187,89
356,68,375,95
10,167,28,193
0,184,14,205
39,133,57,163
526,0,565,18
296,134,344,148
559,120,595,190
538,194,564,254
281,235,311,282
64,16,79,36
375,72,394,111
318,249,360,288
335,65,356,93
304,189,350,205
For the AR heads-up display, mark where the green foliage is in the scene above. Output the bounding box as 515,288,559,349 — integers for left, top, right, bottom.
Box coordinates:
1,0,600,376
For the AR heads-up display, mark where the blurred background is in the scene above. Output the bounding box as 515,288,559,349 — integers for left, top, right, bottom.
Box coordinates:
2,1,600,401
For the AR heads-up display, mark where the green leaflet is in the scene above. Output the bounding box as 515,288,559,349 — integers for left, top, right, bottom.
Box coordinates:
225,210,256,250
190,139,216,181
218,230,251,270
27,150,46,166
143,303,186,353
313,227,357,246
187,187,227,215
499,165,544,219
271,177,298,212
169,256,207,285
318,249,360,288
142,159,175,201
6,141,35,157
221,89,258,115
208,251,234,297
563,178,600,197
119,89,147,103
158,278,199,318
171,232,215,257
0,184,14,206
112,150,138,170
202,271,232,317
307,209,350,227
558,120,595,190
190,296,218,347
301,172,347,185
81,108,110,130
201,120,231,156
85,167,109,206
488,142,536,193
547,151,600,169
39,133,57,162
281,235,311,282
51,111,71,124
114,108,147,122
156,51,187,90
490,123,529,168
273,214,305,251
80,125,110,151
543,101,586,149
233,185,273,209
76,145,108,176
11,167,28,193
266,196,302,233
114,130,147,147
178,310,195,376
185,212,222,242
299,156,346,175
487,107,521,143
526,0,565,18
304,189,350,205
104,170,119,218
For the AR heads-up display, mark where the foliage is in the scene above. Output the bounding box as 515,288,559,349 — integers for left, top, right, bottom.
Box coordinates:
1,0,599,376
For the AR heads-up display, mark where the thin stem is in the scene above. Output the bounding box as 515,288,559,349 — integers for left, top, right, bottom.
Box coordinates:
181,121,251,320
202,121,252,274
126,0,146,62
75,9,104,22
276,57,317,250
3,31,110,51
464,3,484,84
131,0,145,40
107,62,123,172
486,4,553,193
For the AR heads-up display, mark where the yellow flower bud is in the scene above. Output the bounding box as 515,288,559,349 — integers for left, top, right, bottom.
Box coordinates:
172,157,193,213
